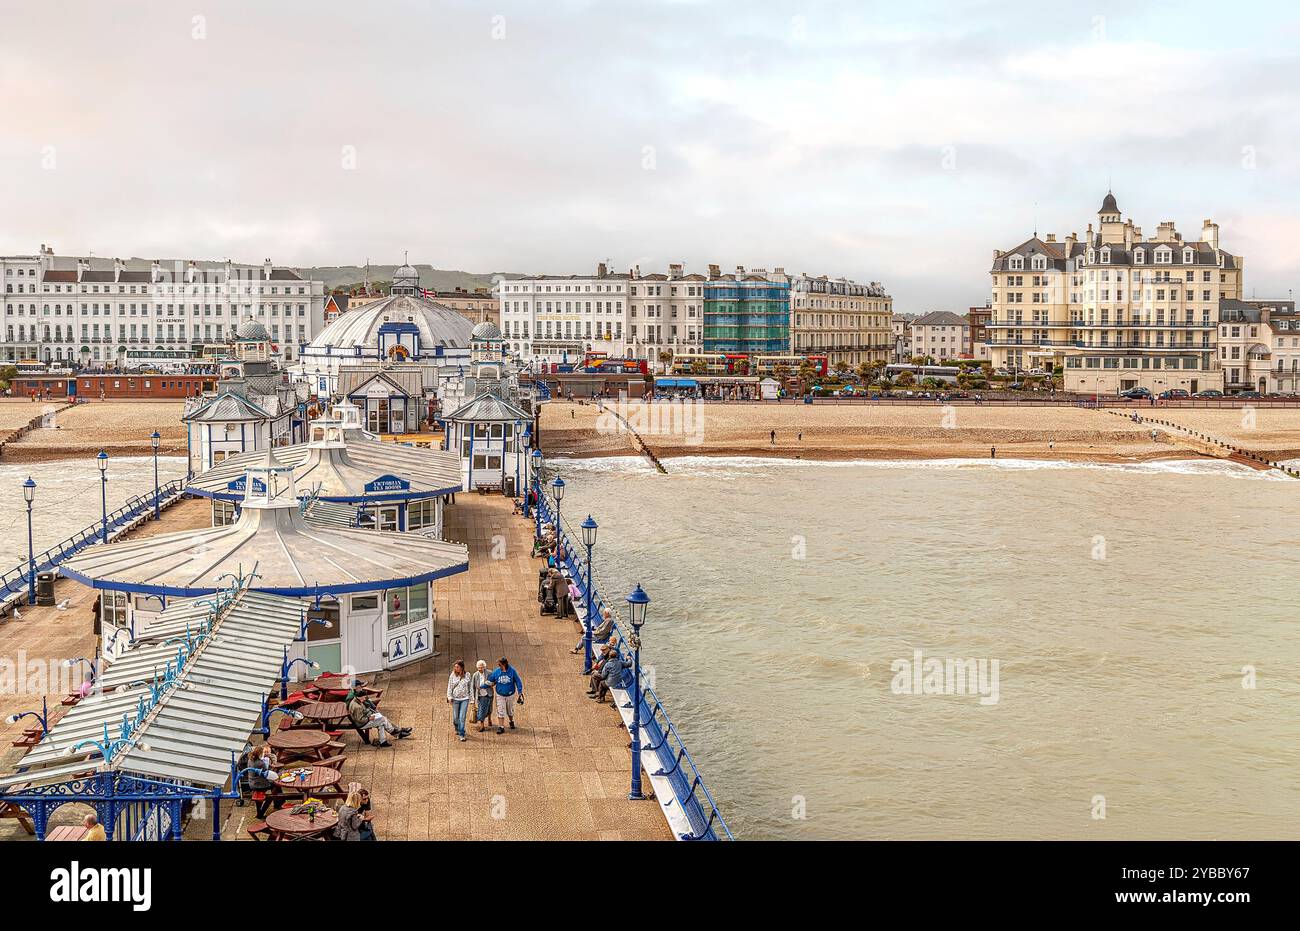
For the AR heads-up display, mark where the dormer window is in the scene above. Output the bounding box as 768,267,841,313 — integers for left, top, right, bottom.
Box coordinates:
1155,248,1172,264
1099,248,1110,264
1183,248,1195,264
1134,250,1144,264
1086,250,1094,265
1008,256,1024,271
1031,255,1047,270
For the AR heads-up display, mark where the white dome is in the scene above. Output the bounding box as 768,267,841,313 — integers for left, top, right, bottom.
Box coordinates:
471,320,502,340
306,294,473,353
394,263,419,282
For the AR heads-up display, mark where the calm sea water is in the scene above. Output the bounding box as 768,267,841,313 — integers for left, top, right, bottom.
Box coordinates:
551,456,1300,840
0,454,188,573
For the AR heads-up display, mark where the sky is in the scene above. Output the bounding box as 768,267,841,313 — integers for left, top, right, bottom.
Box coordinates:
2,0,1300,311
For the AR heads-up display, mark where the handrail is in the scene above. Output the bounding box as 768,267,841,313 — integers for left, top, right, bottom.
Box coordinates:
534,481,733,840
0,479,188,599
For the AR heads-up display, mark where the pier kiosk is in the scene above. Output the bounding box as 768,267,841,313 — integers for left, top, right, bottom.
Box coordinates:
186,414,462,535
61,448,469,675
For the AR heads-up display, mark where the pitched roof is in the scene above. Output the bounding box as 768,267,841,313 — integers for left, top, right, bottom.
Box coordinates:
445,390,530,423
912,311,969,327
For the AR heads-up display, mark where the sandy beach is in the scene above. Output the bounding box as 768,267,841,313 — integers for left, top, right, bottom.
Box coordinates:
538,400,1300,466
0,399,188,463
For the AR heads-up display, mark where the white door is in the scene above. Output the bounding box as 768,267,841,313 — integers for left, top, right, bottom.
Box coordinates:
384,583,433,669
344,593,384,673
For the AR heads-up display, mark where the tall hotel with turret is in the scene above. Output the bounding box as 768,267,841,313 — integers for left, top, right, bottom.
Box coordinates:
988,192,1243,394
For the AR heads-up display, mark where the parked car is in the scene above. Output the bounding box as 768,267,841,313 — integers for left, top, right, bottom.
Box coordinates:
1192,389,1223,398
1236,391,1262,398
1157,389,1190,400
1119,387,1152,399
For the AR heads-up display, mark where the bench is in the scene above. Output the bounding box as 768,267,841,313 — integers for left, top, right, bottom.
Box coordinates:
0,800,34,835
45,824,88,841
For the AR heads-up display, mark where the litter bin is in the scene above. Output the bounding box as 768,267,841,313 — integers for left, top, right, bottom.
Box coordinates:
504,476,516,498
36,571,56,606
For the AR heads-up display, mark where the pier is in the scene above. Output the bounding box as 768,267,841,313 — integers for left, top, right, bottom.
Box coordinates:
0,493,675,840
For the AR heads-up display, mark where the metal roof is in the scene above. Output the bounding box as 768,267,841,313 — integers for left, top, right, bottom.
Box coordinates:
0,589,304,789
62,459,469,597
445,390,530,423
186,427,462,502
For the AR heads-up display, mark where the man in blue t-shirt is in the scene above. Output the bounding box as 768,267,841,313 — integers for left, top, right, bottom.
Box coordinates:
486,657,524,734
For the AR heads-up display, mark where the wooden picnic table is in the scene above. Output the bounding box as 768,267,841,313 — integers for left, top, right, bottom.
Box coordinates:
265,807,338,841
267,729,330,761
46,824,88,841
0,800,35,835
297,701,348,724
273,765,343,796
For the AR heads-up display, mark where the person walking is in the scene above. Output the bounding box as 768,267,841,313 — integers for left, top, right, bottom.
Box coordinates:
770,429,776,446
487,657,524,735
471,660,494,733
447,660,471,741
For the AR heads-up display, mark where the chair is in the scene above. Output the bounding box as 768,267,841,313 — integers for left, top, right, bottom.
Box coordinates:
246,820,271,841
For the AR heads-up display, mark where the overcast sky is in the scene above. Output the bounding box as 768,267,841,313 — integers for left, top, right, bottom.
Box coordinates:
2,0,1299,310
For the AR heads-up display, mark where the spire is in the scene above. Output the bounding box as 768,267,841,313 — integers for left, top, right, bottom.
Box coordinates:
1099,190,1119,215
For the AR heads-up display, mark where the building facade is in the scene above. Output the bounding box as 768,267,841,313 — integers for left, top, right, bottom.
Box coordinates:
910,311,970,362
790,274,892,369
427,287,500,329
967,305,992,361
703,266,791,354
891,313,914,362
988,192,1241,392
1,246,326,367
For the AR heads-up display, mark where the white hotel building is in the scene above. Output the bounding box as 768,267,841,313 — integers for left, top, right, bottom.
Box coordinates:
496,262,706,366
1,245,326,367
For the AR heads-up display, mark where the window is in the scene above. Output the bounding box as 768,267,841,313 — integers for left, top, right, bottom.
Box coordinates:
408,498,437,530
387,583,429,629
213,500,238,526
102,591,129,625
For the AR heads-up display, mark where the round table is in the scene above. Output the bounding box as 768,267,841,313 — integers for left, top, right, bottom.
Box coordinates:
267,730,330,756
265,807,338,840
298,701,348,723
274,766,343,794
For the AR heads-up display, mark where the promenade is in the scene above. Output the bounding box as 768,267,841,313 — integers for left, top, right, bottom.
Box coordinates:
0,493,669,841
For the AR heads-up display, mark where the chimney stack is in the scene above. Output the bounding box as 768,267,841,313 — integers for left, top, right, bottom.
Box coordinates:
263,258,273,280
114,258,124,282
1202,219,1220,250
597,261,608,278
708,263,720,278
150,259,162,283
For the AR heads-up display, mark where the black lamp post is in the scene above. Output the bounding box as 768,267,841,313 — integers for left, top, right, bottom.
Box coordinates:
531,448,543,536
625,584,650,801
580,515,597,675
23,477,36,605
150,430,161,519
96,450,109,544
551,476,565,552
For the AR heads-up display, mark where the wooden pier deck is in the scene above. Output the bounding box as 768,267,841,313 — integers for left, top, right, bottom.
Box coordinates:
0,493,669,841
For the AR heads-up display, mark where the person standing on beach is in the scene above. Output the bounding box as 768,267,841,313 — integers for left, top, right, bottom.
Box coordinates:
990,446,997,459
770,429,776,446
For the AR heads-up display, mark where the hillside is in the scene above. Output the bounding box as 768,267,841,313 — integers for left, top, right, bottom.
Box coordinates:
302,265,525,293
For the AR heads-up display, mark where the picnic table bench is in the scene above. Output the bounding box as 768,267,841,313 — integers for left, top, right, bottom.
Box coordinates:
46,824,88,841
476,482,502,495
0,799,34,835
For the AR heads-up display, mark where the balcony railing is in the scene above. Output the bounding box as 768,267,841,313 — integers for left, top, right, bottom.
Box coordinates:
988,338,1210,350
989,319,1214,329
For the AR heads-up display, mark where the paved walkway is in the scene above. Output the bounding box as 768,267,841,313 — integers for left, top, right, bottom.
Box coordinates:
244,493,668,840
0,493,669,841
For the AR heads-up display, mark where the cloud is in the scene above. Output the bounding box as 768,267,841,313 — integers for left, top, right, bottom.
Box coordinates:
0,0,1297,308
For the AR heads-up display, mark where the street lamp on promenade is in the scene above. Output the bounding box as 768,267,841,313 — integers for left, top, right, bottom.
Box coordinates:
580,515,598,675
96,451,109,544
150,430,161,519
551,476,566,561
531,449,543,535
625,584,650,801
22,477,36,605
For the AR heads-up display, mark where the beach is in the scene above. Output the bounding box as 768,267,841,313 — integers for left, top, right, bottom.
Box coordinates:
0,399,188,462
538,400,1299,466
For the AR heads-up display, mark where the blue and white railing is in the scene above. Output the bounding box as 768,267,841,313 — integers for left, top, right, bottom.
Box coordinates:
0,479,188,608
536,491,733,840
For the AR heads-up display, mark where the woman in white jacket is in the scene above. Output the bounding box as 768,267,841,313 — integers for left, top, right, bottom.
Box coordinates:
447,661,472,742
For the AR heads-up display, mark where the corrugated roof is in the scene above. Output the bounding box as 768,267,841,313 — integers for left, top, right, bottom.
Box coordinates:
1,590,305,789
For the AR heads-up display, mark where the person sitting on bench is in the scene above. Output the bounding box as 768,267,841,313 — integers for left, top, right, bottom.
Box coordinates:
346,691,411,747
586,642,626,703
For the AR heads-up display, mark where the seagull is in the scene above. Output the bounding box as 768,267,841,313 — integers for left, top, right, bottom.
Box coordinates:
10,607,20,619
55,599,71,610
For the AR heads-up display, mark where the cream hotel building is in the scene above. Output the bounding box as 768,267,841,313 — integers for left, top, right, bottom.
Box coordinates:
989,192,1242,394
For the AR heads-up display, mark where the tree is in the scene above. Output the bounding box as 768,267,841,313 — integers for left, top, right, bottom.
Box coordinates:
0,364,16,393
855,361,873,382
833,360,850,377
895,371,915,387
658,350,674,375
690,358,708,376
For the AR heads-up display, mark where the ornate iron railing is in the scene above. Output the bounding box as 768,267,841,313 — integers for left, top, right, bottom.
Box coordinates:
0,479,188,603
535,483,733,840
